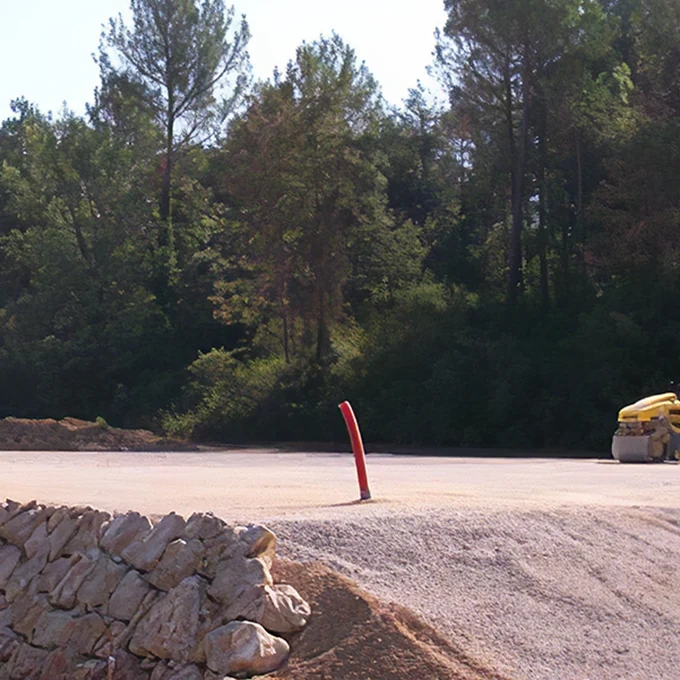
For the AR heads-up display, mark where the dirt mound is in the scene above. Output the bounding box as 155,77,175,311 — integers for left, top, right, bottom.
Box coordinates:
270,559,508,680
0,417,193,451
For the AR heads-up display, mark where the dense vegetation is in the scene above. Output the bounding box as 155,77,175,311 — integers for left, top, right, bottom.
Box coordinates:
1,0,679,451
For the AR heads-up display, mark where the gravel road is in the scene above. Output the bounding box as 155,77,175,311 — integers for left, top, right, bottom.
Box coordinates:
2,450,680,679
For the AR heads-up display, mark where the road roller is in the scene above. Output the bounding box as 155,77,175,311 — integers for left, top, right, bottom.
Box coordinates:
612,392,680,462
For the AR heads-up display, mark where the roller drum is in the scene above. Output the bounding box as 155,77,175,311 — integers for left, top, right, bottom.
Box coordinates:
611,434,655,463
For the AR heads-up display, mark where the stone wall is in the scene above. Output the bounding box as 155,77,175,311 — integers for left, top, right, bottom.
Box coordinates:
0,499,310,679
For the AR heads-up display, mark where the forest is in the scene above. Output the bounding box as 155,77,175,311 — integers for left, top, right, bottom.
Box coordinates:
1,0,679,451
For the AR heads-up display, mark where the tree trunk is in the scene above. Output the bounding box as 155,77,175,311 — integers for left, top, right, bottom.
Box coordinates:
282,310,290,364
575,129,587,283
561,199,571,299
160,117,173,229
537,102,549,310
507,53,532,305
576,130,583,241
67,205,90,265
504,52,515,197
316,290,330,361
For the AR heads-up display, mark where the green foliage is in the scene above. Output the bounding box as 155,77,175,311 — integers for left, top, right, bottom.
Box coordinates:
162,349,287,439
216,34,421,361
1,3,679,453
99,0,250,142
98,0,250,233
95,416,110,429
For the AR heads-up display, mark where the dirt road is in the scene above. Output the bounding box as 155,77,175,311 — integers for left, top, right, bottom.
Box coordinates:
3,450,680,679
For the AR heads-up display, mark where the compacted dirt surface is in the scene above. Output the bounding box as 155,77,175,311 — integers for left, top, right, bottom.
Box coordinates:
2,447,680,679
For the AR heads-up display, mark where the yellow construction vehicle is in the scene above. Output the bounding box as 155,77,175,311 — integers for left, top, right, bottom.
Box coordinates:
612,392,680,462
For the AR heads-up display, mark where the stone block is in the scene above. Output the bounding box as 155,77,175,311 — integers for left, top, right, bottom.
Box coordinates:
204,621,288,677
122,513,186,572
108,569,151,621
129,576,204,663
100,512,151,556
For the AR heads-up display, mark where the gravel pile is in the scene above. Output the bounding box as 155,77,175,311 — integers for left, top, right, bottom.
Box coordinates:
269,504,680,680
270,559,509,680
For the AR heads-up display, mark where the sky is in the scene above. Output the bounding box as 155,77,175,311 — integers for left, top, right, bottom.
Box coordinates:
0,0,448,122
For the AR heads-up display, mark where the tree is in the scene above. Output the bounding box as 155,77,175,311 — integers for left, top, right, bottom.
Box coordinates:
0,103,174,421
213,35,423,362
99,0,250,226
436,0,612,305
628,0,680,119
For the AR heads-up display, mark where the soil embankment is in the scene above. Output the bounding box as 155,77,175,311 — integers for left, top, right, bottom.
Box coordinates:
271,559,507,680
0,417,191,452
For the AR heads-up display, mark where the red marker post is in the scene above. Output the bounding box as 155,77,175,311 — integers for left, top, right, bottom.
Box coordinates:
339,401,371,501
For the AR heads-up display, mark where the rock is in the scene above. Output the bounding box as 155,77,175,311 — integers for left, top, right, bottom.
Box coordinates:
169,666,203,680
36,556,80,593
153,665,203,680
0,544,21,589
188,596,224,664
197,531,239,580
7,643,49,680
32,610,75,649
207,555,272,606
129,576,204,663
224,585,264,624
70,658,108,680
122,513,186,572
24,522,48,560
38,647,78,680
92,620,126,658
67,612,108,655
0,506,48,548
9,588,47,641
47,508,66,534
108,569,151,621
0,606,12,628
0,627,20,662
207,554,274,622
258,584,311,634
204,621,289,677
49,549,99,609
146,538,203,591
76,555,128,610
185,513,226,540
239,525,277,569
5,539,49,602
1,500,23,522
100,512,151,556
108,590,159,652
0,505,7,528
97,519,111,543
103,649,148,680
150,662,169,680
63,511,110,555
33,610,106,655
48,516,79,561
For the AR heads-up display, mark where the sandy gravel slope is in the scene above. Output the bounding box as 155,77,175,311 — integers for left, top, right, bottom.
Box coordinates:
2,451,680,678
269,505,680,680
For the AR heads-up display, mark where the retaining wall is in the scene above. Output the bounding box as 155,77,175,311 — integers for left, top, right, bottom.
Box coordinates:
0,499,310,679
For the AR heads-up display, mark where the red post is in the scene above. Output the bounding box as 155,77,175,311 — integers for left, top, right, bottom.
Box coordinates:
339,401,371,501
